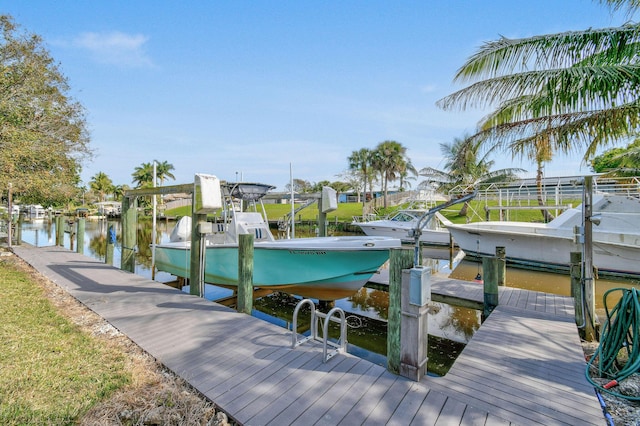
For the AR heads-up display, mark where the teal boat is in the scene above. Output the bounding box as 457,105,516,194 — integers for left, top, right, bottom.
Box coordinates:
154,181,401,298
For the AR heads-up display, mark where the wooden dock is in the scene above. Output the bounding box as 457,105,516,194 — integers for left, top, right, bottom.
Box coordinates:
11,245,604,425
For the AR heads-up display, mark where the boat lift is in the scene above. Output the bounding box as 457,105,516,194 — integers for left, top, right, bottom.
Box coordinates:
408,190,477,267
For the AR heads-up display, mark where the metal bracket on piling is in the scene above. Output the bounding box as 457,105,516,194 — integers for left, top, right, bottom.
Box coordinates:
291,299,347,363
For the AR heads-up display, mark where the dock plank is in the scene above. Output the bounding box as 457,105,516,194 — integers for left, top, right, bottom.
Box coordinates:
364,377,414,425
288,360,376,426
385,383,430,426
411,389,449,426
11,246,604,426
435,397,467,425
261,356,362,425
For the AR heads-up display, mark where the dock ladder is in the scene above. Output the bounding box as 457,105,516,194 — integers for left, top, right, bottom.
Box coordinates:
291,299,347,363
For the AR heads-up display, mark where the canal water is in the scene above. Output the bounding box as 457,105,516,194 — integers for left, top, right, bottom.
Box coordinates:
17,218,638,375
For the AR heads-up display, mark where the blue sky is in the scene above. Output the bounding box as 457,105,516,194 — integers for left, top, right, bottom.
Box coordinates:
3,1,634,190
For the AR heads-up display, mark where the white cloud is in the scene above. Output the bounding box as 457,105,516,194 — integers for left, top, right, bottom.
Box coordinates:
73,31,153,67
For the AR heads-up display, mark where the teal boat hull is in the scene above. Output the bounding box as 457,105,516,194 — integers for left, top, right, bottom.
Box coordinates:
154,236,398,296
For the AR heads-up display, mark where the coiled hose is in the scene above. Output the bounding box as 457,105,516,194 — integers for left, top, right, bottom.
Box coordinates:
585,287,640,401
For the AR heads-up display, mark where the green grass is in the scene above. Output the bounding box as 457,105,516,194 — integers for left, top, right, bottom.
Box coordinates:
166,201,365,222
163,198,582,225
0,258,129,425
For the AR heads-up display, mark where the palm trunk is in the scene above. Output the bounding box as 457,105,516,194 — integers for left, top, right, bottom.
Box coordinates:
536,166,554,222
459,202,469,217
383,174,388,209
362,175,367,207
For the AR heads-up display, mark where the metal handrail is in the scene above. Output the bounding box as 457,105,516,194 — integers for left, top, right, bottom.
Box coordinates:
291,299,347,363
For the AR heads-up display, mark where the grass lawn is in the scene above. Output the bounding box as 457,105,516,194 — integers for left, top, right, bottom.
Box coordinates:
0,255,129,425
0,253,222,425
164,201,364,223
163,198,579,225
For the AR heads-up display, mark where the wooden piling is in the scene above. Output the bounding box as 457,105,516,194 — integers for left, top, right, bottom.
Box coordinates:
189,213,207,297
237,233,254,315
570,251,584,333
106,224,115,266
582,176,597,342
482,256,499,319
496,246,506,286
76,217,85,254
16,214,22,245
387,247,414,375
317,195,327,237
56,216,64,246
69,220,75,251
121,196,138,273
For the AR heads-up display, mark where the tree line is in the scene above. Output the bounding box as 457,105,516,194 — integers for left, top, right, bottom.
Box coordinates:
86,161,176,204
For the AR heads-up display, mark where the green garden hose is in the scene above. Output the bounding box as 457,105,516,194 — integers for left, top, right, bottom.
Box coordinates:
586,287,640,400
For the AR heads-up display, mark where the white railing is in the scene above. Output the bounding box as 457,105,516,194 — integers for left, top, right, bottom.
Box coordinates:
449,176,640,205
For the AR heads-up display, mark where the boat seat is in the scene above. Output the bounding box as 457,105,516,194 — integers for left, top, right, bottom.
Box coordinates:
226,212,276,243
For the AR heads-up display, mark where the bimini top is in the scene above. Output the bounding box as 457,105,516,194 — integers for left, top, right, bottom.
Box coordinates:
223,182,275,202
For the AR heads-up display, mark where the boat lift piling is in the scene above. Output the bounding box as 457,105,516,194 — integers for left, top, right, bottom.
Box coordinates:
482,256,499,319
570,251,585,331
387,247,434,381
106,225,115,266
317,186,338,237
575,175,598,341
237,233,254,315
77,218,85,254
122,180,198,289
496,246,506,287
121,196,138,274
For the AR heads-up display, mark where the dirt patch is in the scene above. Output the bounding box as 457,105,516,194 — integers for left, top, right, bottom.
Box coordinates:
4,252,236,426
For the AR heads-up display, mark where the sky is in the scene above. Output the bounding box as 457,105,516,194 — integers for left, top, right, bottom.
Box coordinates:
2,1,636,191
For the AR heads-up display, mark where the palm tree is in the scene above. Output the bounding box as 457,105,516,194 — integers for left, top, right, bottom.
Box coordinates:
132,162,154,188
370,140,412,208
420,134,523,216
348,148,373,205
437,4,640,212
112,184,128,201
89,172,114,203
155,160,176,186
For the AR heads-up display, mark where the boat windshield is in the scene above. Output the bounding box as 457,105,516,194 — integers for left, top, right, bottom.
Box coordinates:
390,212,418,222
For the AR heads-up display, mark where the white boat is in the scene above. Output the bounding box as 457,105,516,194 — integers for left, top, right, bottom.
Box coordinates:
445,193,640,278
96,201,122,218
22,204,46,221
154,179,402,298
353,210,452,245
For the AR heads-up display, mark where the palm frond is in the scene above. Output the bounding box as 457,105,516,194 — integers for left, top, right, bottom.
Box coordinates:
454,23,640,82
438,64,640,112
599,0,640,15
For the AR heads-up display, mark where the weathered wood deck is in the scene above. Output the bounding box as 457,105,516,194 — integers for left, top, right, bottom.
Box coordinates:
11,245,604,425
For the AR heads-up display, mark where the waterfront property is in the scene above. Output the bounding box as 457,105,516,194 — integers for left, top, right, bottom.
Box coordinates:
11,245,604,425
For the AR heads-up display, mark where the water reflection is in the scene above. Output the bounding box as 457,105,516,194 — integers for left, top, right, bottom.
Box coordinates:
253,290,473,375
19,219,176,282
